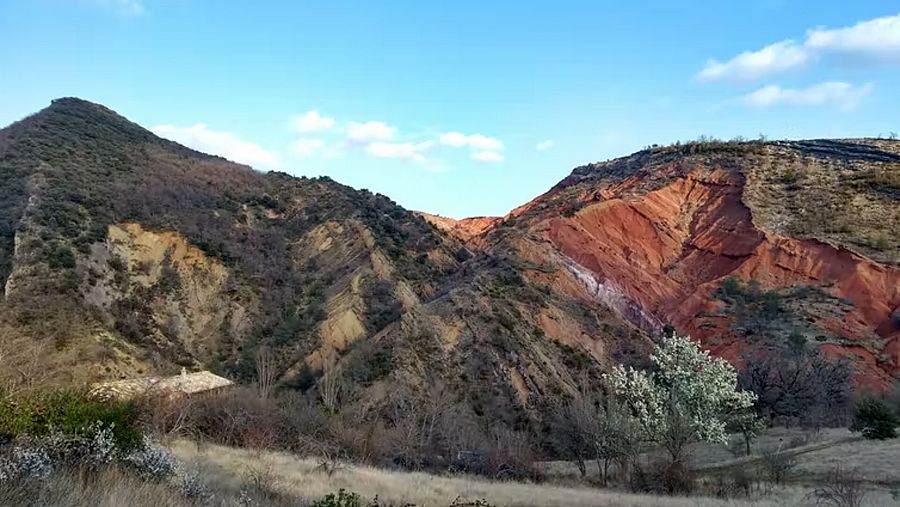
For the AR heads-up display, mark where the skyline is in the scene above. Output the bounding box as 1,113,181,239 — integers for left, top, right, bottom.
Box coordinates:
1,1,899,218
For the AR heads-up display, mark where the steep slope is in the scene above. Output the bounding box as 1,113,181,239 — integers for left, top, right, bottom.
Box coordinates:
479,140,900,388
0,98,649,430
417,212,502,242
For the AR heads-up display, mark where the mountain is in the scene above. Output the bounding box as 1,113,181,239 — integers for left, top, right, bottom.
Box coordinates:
415,213,501,242
2,98,896,431
434,139,900,389
0,98,649,430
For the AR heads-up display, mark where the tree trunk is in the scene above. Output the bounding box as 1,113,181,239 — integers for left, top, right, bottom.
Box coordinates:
576,455,586,477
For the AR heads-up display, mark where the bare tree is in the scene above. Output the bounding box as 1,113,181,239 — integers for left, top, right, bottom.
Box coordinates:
255,346,277,400
760,443,797,484
549,393,598,478
319,359,343,414
0,339,49,401
739,348,852,428
808,466,867,507
594,397,640,486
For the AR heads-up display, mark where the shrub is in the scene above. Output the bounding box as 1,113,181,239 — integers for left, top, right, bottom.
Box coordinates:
0,391,142,451
629,460,695,495
0,445,52,483
179,465,213,503
311,489,369,507
309,490,495,507
760,446,797,484
808,466,866,507
711,466,757,499
850,397,899,440
46,245,76,269
122,437,179,481
42,420,118,468
480,429,538,481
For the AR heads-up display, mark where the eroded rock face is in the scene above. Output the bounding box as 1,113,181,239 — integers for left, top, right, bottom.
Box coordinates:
418,212,502,242
101,223,234,357
479,143,899,387
2,98,896,431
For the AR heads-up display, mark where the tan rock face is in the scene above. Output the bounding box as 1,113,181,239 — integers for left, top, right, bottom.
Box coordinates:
418,212,502,242
102,223,233,358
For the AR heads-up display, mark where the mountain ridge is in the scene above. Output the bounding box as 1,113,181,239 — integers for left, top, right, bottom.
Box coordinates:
1,98,897,431
448,137,899,388
0,98,652,433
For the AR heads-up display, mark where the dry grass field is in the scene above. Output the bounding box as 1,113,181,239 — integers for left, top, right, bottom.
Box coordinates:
4,429,897,506
165,434,900,507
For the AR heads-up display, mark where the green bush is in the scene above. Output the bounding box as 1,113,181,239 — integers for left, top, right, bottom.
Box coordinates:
310,490,495,507
850,397,899,440
0,391,142,450
46,245,76,269
310,490,401,507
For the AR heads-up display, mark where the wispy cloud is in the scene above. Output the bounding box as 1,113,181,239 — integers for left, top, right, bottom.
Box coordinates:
805,14,900,58
698,40,811,82
741,81,872,110
535,140,554,151
151,123,282,168
291,111,335,133
365,141,434,163
285,112,506,167
439,132,504,162
697,14,900,82
439,132,503,151
346,121,396,144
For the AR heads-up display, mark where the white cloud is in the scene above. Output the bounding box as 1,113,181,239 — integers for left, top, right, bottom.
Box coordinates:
697,40,811,82
291,138,326,157
741,81,872,110
439,132,504,151
151,123,282,168
805,14,900,58
439,132,505,163
285,114,509,167
535,139,554,151
471,151,504,163
86,0,145,16
365,141,434,162
698,14,900,82
291,111,335,133
346,121,396,144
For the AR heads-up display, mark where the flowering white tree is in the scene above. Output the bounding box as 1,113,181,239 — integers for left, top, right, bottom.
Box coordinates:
605,334,758,461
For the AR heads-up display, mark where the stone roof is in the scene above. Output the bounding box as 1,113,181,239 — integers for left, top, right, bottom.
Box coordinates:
89,370,233,401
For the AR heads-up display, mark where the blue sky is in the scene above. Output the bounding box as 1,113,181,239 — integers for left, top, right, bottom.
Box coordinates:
1,1,898,218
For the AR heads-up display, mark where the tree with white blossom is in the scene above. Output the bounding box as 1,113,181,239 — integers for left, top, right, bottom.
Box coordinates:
605,333,759,461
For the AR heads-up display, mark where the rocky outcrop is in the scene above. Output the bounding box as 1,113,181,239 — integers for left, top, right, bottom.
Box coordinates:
418,212,502,241
488,142,900,387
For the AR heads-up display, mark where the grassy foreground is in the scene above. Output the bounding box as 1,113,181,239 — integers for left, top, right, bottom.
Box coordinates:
3,423,898,506
166,438,898,507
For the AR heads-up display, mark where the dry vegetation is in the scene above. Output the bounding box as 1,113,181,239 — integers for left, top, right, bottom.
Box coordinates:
742,140,900,265
4,432,897,507
0,98,651,443
167,437,898,507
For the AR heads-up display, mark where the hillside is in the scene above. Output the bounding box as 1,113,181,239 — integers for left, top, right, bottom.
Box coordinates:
0,98,650,432
2,98,897,433
448,139,900,388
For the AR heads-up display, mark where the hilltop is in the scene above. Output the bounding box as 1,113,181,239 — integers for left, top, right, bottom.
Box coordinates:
0,98,648,433
428,137,900,388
